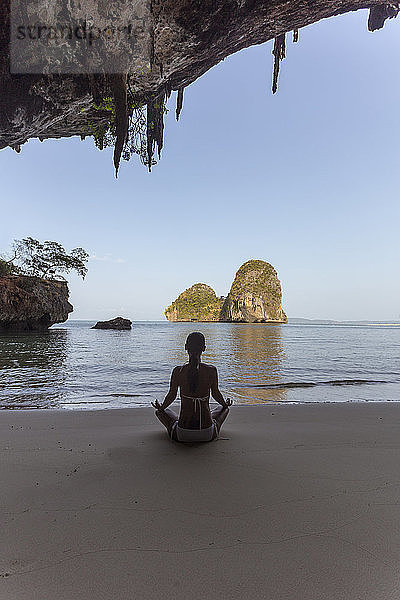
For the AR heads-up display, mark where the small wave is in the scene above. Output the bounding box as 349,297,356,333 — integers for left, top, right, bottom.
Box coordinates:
58,400,111,405
0,404,45,409
92,393,151,398
237,379,389,390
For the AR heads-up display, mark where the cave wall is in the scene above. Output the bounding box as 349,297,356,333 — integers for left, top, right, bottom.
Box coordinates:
0,0,398,164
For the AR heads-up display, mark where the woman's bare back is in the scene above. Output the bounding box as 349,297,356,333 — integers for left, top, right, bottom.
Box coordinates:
177,363,216,429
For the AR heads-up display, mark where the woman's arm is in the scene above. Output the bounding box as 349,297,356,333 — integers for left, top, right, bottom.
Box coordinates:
210,366,230,407
159,366,180,409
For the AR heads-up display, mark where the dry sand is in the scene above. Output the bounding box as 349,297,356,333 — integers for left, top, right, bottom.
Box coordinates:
1,403,400,599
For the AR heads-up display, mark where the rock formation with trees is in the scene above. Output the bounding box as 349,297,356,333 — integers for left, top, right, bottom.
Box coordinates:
220,260,287,323
0,238,88,332
165,260,287,323
165,284,225,322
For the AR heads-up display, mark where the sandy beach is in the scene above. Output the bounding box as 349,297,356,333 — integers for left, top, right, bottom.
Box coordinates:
1,403,400,599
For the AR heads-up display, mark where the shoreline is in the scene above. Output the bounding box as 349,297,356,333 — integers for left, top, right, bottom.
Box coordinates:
2,399,400,412
2,403,400,599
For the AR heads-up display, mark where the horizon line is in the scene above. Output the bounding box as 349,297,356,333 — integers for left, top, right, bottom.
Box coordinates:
63,318,400,324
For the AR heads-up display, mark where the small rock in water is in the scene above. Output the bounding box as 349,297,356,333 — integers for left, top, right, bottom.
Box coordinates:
91,317,132,330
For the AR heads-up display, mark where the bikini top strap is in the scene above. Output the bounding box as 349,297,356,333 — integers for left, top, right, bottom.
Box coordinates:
181,395,209,430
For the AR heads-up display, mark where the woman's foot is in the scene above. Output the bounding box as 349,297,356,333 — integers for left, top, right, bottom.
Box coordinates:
211,405,229,433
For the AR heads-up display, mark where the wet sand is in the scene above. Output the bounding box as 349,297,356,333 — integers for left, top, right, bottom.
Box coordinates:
1,403,400,599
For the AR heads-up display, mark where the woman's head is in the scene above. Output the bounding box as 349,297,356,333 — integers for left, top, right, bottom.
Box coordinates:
185,332,206,355
185,332,206,393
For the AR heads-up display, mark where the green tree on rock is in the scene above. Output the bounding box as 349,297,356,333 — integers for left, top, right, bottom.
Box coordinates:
2,238,89,280
0,258,15,276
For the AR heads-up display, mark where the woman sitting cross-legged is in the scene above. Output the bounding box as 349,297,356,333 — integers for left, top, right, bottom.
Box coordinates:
152,332,232,442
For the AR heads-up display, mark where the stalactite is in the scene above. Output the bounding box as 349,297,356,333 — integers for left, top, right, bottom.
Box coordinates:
97,133,104,151
293,28,299,42
272,33,286,94
368,4,399,30
165,83,172,100
146,93,165,172
176,87,184,121
112,73,128,178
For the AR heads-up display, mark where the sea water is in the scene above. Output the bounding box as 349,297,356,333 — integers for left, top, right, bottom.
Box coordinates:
0,321,399,409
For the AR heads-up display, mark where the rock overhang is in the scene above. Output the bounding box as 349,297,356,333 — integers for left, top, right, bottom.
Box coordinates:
0,0,398,173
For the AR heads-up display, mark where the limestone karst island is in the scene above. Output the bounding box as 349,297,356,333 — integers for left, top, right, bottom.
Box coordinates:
164,260,287,323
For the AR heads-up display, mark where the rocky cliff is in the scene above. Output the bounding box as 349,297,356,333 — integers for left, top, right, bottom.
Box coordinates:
165,283,224,322
0,275,73,332
0,1,397,173
165,260,287,323
220,260,287,323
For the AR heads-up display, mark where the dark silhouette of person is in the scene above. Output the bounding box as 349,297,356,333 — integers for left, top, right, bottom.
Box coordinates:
152,332,232,442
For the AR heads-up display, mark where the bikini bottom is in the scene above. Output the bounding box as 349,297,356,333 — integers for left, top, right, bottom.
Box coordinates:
170,420,218,443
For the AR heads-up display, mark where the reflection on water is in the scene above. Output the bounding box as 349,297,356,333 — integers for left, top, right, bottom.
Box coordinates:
226,325,287,404
0,330,68,408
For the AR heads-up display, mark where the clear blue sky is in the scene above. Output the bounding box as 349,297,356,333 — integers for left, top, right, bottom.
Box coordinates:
1,10,399,321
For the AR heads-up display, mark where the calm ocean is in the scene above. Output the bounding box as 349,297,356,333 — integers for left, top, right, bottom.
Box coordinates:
0,320,399,409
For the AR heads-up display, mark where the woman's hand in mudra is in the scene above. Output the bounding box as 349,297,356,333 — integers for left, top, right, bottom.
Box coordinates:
223,398,233,408
151,399,164,410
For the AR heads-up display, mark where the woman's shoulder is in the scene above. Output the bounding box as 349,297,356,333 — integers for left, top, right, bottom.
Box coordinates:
175,363,212,373
172,363,216,375
200,363,217,372
171,365,185,379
